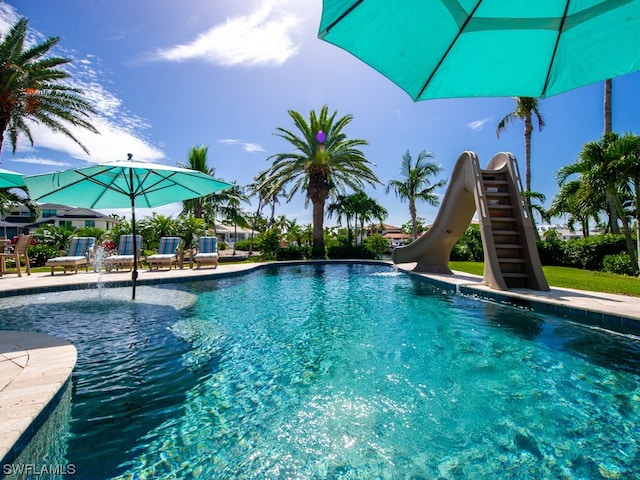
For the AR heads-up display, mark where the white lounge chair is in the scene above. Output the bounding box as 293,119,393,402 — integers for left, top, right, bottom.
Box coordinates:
105,235,143,272
146,236,181,271
45,236,96,275
194,236,218,269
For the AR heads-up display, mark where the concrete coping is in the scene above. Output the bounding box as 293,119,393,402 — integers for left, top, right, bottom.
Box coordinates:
0,331,77,466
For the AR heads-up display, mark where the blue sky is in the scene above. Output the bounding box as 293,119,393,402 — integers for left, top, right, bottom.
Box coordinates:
1,1,640,228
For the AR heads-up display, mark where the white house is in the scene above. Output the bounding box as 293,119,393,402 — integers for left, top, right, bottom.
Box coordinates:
4,203,120,233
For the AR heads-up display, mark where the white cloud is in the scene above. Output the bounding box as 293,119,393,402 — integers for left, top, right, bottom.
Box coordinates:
219,138,240,145
467,117,492,131
11,156,72,167
218,138,265,153
242,143,265,153
155,2,301,67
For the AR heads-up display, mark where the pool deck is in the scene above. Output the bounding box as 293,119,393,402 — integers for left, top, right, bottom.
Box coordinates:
1,260,640,466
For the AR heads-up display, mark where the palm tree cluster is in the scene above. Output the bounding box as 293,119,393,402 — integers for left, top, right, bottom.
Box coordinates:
551,132,640,273
7,16,639,272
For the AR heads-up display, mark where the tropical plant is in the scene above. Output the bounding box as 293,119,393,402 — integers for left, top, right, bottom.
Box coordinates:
177,214,206,251
137,213,177,250
0,188,38,228
261,105,381,258
179,145,215,218
610,132,640,271
32,224,76,251
550,177,602,237
556,133,637,273
386,149,446,241
496,97,545,193
0,18,98,156
327,194,356,245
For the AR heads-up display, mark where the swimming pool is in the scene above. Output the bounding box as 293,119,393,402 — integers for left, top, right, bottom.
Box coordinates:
1,263,639,479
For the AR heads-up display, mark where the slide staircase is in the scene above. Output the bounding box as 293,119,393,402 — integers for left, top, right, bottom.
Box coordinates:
392,151,549,291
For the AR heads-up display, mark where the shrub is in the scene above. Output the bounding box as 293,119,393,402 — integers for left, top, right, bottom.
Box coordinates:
562,234,627,270
450,243,474,261
32,224,77,251
327,244,375,259
536,230,565,266
363,234,391,259
234,239,255,251
277,246,309,260
28,244,60,267
602,253,636,276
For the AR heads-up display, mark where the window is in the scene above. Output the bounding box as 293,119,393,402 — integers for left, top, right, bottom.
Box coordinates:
85,220,95,228
42,209,57,218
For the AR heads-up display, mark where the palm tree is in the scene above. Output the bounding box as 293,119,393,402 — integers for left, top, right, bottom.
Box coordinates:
350,191,387,246
557,133,637,271
180,145,215,218
327,194,356,245
0,18,98,156
215,183,249,255
496,97,545,193
549,178,602,237
611,132,640,271
386,149,446,241
262,106,381,258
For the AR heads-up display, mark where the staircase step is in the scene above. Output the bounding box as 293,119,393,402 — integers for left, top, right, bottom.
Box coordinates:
502,272,529,278
497,258,526,264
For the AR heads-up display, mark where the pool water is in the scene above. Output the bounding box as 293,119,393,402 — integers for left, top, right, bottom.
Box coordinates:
1,263,639,479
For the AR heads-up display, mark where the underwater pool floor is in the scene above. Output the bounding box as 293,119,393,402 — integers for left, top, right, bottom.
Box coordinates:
1,260,639,474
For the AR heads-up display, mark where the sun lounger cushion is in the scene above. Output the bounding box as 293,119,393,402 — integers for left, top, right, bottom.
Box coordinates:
105,235,142,272
45,237,96,275
147,237,181,270
194,237,218,268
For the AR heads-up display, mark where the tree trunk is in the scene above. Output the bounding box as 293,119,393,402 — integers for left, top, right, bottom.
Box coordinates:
611,189,637,269
311,198,326,258
524,116,533,193
410,199,417,240
604,79,612,134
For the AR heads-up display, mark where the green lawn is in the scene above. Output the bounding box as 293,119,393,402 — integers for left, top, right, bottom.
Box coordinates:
449,261,640,297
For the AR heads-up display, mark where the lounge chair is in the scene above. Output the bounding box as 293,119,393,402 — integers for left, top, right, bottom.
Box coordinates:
104,234,143,272
146,236,181,271
194,236,218,269
45,236,96,275
0,234,33,277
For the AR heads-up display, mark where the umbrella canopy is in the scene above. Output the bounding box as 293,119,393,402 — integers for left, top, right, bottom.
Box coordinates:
0,167,26,189
318,0,640,99
24,157,233,299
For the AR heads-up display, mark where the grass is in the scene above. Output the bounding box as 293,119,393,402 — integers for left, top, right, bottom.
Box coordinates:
449,261,640,297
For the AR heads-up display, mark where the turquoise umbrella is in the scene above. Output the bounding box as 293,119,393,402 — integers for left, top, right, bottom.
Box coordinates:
319,0,640,99
0,167,26,188
24,155,233,299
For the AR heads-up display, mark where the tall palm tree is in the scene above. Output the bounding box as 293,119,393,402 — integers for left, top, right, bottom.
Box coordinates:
180,145,214,218
386,149,446,241
262,106,381,258
0,18,98,156
496,97,545,193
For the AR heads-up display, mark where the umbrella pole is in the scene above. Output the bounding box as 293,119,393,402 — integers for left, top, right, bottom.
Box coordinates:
130,189,138,301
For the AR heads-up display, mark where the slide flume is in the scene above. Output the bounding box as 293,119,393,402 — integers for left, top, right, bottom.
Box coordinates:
392,151,548,291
